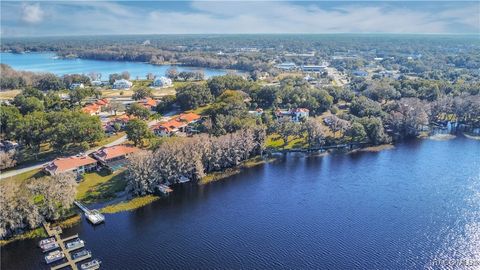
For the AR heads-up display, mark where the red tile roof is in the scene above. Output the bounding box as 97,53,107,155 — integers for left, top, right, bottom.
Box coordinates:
96,98,109,106
82,104,101,115
93,145,140,161
45,156,97,174
177,113,201,123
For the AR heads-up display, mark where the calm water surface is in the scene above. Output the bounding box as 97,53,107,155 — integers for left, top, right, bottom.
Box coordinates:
2,137,479,270
0,52,227,79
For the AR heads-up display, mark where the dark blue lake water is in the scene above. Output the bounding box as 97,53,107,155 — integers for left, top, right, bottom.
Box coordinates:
1,136,479,270
0,52,227,79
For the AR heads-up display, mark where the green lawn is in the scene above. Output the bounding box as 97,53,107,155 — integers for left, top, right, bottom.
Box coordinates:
2,168,44,185
265,134,307,150
101,195,159,214
76,169,128,204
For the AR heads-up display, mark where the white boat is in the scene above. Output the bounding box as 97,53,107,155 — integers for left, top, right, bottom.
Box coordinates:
38,237,56,247
41,242,59,253
72,249,91,260
66,238,85,251
81,259,101,270
45,250,65,264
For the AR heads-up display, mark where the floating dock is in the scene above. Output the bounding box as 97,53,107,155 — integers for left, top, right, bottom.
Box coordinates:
74,201,105,225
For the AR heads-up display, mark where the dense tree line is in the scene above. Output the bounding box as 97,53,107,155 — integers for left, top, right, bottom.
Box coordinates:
126,127,265,195
0,173,77,239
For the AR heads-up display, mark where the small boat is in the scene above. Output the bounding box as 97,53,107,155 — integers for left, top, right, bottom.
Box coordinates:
66,238,85,251
41,242,59,253
38,237,56,247
45,250,65,264
80,259,101,270
72,249,91,260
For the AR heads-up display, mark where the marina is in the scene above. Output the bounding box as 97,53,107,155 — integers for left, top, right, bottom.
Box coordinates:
41,223,100,270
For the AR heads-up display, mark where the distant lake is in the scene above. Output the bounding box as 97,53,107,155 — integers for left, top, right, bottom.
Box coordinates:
2,136,480,269
0,52,228,79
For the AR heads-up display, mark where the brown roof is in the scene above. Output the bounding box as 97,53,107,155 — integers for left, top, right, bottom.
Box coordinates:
82,104,101,114
93,145,140,161
45,156,97,174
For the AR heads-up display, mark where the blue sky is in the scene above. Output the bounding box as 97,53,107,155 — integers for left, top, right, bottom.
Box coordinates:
1,1,479,36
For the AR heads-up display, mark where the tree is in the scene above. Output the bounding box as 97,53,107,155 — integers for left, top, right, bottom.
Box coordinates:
107,100,125,115
69,87,99,106
346,122,367,143
387,98,429,138
207,74,249,97
155,95,176,114
364,80,400,103
350,96,383,117
13,95,45,115
126,103,151,120
28,173,78,220
36,74,64,91
303,118,325,147
109,73,123,85
274,118,301,146
15,111,49,153
0,151,17,170
324,115,350,136
0,105,22,139
166,67,178,80
132,87,153,100
359,117,390,145
125,119,152,146
47,110,105,152
176,83,213,110
121,71,131,80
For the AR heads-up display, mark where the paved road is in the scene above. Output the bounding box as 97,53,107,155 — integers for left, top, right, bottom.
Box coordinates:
0,119,159,180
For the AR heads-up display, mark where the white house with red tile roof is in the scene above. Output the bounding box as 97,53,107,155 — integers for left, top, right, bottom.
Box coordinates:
151,113,201,137
44,155,97,175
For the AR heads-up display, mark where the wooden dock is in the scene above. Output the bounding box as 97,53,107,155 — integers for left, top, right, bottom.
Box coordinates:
74,201,105,225
42,223,91,270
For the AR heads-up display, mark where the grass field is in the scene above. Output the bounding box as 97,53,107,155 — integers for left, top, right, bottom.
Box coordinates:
101,195,159,214
76,169,128,204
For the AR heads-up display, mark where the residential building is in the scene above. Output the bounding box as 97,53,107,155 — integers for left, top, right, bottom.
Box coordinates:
113,79,133,89
152,76,173,88
275,108,309,122
353,70,368,77
152,113,201,137
137,98,157,111
276,62,297,70
82,104,101,116
70,83,85,90
92,145,140,172
248,108,264,117
301,64,327,73
44,155,97,176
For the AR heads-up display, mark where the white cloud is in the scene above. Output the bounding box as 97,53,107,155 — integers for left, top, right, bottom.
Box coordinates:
21,3,45,24
3,1,479,36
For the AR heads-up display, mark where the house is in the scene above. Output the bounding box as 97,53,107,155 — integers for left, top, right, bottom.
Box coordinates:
353,70,368,77
82,104,101,116
152,76,173,88
276,62,297,70
113,79,133,89
44,155,97,176
301,65,327,73
275,108,309,122
152,113,201,136
70,83,85,90
248,108,264,117
92,145,140,172
137,98,157,111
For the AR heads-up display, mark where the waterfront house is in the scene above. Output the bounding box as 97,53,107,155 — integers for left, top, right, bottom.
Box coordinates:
92,145,140,172
275,108,309,122
152,76,173,88
44,155,97,176
70,83,85,90
113,79,133,89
